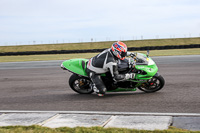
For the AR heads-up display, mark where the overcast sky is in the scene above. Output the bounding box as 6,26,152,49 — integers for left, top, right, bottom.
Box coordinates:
0,0,200,46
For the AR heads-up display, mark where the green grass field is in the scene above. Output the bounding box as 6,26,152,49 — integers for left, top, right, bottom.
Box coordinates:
0,125,199,133
0,48,199,62
0,37,200,53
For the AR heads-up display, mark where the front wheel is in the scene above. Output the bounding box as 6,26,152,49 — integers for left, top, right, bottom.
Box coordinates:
138,75,165,93
69,74,93,94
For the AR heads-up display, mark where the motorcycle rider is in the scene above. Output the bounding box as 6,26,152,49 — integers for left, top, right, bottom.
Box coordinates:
87,41,135,96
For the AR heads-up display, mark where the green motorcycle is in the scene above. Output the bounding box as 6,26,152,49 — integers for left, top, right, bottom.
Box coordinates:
61,51,165,94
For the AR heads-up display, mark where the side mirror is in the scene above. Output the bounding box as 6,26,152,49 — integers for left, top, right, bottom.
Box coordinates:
147,50,149,57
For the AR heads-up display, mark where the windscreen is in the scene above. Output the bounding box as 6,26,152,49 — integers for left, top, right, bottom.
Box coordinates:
136,53,149,65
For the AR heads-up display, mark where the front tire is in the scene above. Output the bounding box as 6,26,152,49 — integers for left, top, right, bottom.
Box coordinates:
69,74,93,94
138,75,165,93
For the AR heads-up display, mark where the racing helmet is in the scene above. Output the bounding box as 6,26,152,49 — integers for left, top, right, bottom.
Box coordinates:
111,41,127,60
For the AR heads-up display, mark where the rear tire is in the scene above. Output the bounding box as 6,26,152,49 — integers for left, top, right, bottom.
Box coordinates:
138,75,165,93
69,74,93,94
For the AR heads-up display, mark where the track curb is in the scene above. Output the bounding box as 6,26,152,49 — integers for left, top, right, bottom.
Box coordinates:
0,110,200,116
0,111,200,131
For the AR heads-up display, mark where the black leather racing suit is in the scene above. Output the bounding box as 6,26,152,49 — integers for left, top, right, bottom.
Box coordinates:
86,48,127,94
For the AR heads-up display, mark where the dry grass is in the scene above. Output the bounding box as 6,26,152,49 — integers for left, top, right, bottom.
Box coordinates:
0,37,200,53
0,48,199,62
0,125,198,133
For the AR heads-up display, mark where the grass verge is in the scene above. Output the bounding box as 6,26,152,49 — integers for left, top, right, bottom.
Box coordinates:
0,125,199,133
0,37,200,53
0,48,199,62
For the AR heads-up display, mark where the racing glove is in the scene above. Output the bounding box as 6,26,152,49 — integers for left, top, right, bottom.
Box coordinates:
127,52,136,57
125,73,135,80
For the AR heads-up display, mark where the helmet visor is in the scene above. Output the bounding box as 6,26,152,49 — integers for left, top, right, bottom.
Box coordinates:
121,51,127,58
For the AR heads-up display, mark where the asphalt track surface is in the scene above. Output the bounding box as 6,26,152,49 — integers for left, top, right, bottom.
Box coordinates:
0,55,200,113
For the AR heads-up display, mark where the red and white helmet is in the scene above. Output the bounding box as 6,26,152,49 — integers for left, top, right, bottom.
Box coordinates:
111,41,127,60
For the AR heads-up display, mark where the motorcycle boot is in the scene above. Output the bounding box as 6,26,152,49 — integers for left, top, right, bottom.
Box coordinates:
91,84,99,93
97,87,106,96
87,69,106,96
92,84,105,97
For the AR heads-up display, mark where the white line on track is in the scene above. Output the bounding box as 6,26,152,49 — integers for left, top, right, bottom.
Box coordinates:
0,110,200,117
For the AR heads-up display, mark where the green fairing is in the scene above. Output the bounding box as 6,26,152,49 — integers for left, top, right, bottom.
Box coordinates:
62,58,88,77
134,53,158,80
135,63,158,80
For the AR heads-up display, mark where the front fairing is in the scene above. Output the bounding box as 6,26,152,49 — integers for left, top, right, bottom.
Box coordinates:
134,53,158,80
117,53,158,80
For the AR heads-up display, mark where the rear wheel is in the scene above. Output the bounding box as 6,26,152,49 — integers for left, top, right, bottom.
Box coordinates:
138,75,165,93
69,74,93,94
